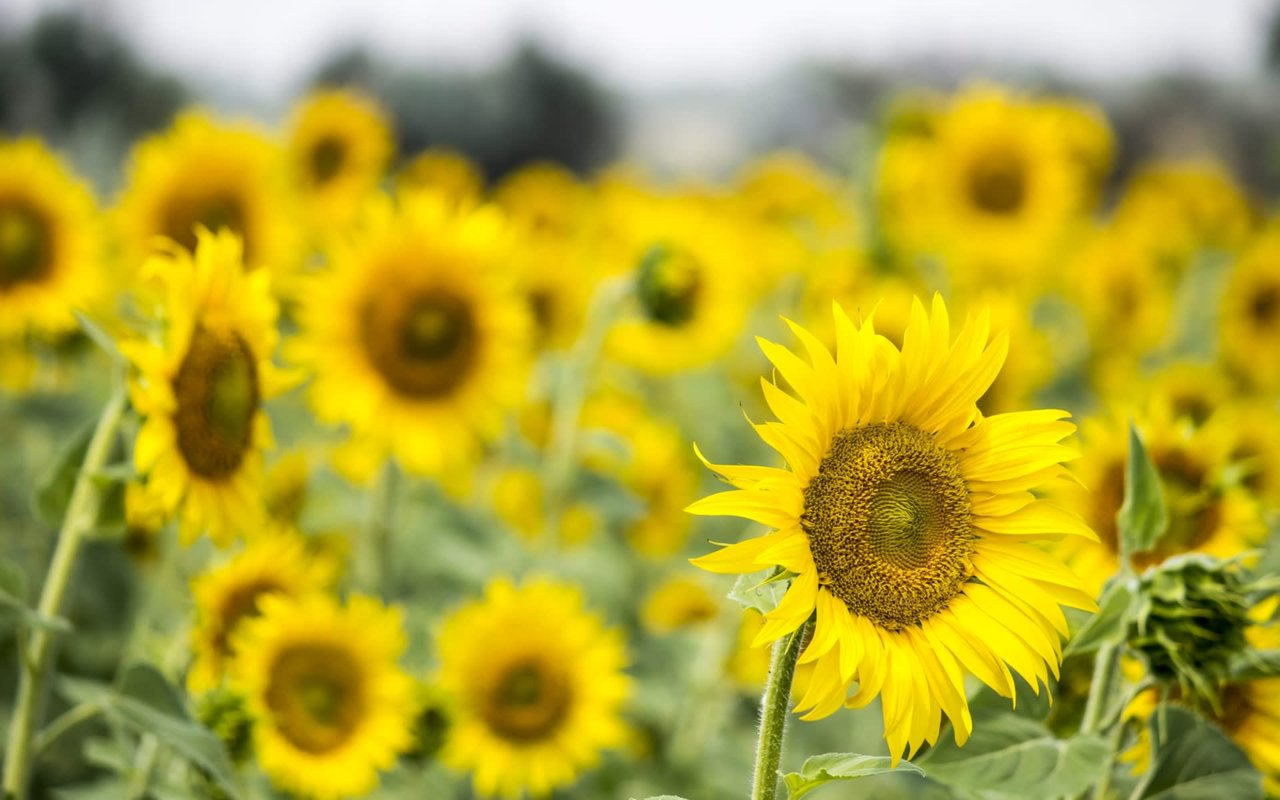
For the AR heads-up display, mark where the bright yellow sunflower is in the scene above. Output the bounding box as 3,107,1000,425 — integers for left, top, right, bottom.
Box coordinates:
494,162,587,238
640,576,721,634
0,138,106,341
115,111,302,284
1054,406,1265,597
603,193,752,373
437,578,630,799
397,147,484,205
287,88,394,234
230,593,416,800
123,229,293,546
690,295,1097,762
291,191,532,477
1221,226,1280,392
188,532,334,694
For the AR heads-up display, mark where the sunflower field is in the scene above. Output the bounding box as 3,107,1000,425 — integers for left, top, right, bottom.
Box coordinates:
4,13,1280,800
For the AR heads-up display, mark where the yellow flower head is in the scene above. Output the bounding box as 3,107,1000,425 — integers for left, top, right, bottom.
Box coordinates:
437,578,630,798
230,593,416,800
494,162,587,238
1114,159,1255,265
115,111,302,285
1221,226,1280,392
188,532,334,694
0,138,106,341
1070,224,1173,368
397,147,484,205
641,576,720,634
287,88,394,233
690,295,1097,763
123,229,293,546
291,191,532,477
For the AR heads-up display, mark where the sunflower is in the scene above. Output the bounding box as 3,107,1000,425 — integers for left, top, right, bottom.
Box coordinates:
230,593,416,800
115,111,302,284
397,147,484,204
437,578,630,798
689,296,1097,762
1114,160,1254,267
287,88,394,233
491,466,597,547
123,229,293,546
1054,407,1265,596
909,86,1109,290
0,138,106,341
641,577,720,634
188,533,334,694
1221,227,1280,392
291,191,532,477
494,162,587,238
603,193,752,373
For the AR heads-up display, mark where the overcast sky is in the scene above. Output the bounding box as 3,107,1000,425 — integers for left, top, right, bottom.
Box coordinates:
4,0,1277,99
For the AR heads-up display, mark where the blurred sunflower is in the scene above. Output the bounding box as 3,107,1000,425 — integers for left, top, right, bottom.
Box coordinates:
491,465,597,547
604,194,751,373
115,111,301,283
1055,408,1265,596
437,579,630,798
231,593,416,800
1114,160,1254,266
397,147,484,204
123,230,293,545
494,162,586,238
0,138,106,341
287,88,394,233
690,296,1097,762
1209,400,1280,506
291,191,532,477
641,576,720,634
1221,227,1280,391
188,533,334,694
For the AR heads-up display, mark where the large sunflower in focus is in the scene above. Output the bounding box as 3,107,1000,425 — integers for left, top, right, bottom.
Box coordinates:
0,138,106,341
437,579,630,798
1221,227,1280,391
115,112,301,283
690,296,1097,762
291,191,531,476
231,593,416,800
124,230,292,545
287,89,393,233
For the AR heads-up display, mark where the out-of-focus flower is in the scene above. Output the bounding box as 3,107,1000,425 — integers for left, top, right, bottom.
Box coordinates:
1221,226,1280,392
397,147,484,205
641,576,720,634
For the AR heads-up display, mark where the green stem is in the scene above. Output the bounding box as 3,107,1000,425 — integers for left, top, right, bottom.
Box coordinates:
751,619,813,800
1080,642,1119,736
32,701,101,757
126,734,159,800
541,277,629,548
366,460,400,592
3,380,127,800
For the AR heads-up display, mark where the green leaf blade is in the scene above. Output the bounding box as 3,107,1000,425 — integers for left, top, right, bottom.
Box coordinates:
1118,422,1169,560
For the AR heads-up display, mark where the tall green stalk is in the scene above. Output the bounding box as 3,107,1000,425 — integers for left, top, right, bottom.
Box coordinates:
3,380,127,800
751,618,813,800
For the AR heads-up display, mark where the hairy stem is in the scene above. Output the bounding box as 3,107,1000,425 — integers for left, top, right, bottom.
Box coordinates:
3,380,127,800
751,618,813,800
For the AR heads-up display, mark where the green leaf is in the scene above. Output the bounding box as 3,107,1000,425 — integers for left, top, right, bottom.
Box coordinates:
1118,422,1168,559
1136,705,1262,799
728,568,789,614
783,753,923,799
0,559,71,633
1065,578,1137,657
915,713,1109,799
1229,648,1280,682
99,664,241,799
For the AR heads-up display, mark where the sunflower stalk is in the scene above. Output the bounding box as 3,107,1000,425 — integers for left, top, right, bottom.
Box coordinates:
542,277,629,548
3,377,127,800
1080,641,1120,736
750,618,813,800
365,459,401,591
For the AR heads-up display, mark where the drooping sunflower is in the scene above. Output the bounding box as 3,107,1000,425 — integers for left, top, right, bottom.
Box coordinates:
123,229,293,546
690,296,1097,762
291,191,532,477
188,532,334,694
1221,226,1280,392
286,88,393,234
115,111,302,284
0,138,106,341
437,579,630,799
230,593,416,800
603,193,752,373
1054,407,1265,596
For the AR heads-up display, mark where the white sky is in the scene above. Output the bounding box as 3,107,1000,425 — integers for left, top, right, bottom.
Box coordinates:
3,0,1277,99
